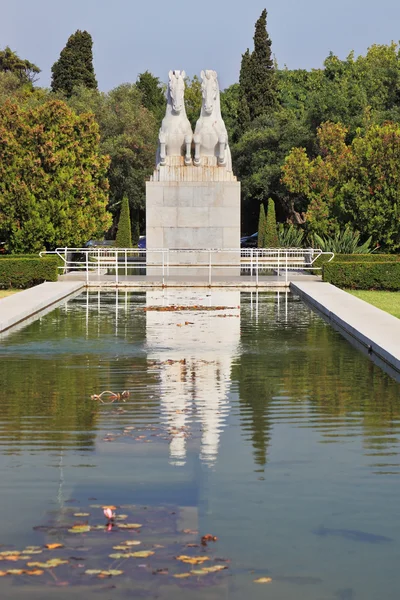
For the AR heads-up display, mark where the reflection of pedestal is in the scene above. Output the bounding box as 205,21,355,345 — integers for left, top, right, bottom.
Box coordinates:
146,290,240,467
146,158,240,277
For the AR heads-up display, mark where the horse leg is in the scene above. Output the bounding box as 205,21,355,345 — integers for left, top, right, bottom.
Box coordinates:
159,130,166,166
184,134,192,166
193,134,201,166
218,134,227,167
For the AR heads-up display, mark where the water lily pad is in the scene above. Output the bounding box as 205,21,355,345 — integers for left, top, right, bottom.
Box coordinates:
130,551,154,558
118,523,142,529
68,525,90,534
200,565,227,573
27,559,69,568
176,555,210,565
73,513,90,517
6,569,25,575
26,569,44,576
173,573,191,579
0,571,6,577
85,569,102,575
45,544,64,550
254,577,272,583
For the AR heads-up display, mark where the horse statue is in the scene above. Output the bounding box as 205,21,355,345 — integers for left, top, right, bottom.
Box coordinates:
157,70,193,167
193,70,232,171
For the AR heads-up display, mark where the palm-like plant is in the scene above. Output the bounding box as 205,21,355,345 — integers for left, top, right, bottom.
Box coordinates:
312,226,374,254
278,224,305,248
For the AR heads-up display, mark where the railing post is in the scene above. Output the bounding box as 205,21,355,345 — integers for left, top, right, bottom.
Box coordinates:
285,253,288,286
115,250,118,285
277,248,280,278
256,251,259,287
85,251,89,285
125,249,127,278
97,248,100,276
64,247,67,274
250,248,253,278
209,251,212,287
162,250,165,287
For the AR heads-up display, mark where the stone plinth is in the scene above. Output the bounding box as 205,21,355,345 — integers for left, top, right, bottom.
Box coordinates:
146,159,240,277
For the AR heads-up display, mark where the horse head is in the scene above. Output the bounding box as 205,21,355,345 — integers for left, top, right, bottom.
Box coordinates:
200,70,218,115
168,70,186,114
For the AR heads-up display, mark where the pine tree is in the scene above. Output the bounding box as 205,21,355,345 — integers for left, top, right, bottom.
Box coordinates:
258,203,266,248
265,198,279,247
249,9,277,120
51,30,97,97
115,197,132,248
237,49,252,136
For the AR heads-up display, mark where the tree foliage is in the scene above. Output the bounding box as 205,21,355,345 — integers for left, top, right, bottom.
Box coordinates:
282,121,400,250
115,196,132,247
257,203,266,248
0,99,111,253
51,30,97,97
136,71,165,125
0,46,40,84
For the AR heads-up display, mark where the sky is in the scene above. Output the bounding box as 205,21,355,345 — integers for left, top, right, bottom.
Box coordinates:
1,0,400,91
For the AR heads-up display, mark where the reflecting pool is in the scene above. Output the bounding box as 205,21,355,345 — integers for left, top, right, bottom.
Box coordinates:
0,289,400,599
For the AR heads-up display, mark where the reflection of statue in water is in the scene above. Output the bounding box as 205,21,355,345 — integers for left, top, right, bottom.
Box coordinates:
156,70,192,167
194,70,232,171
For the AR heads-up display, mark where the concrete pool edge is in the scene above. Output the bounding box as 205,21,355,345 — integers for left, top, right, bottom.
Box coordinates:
0,281,84,335
291,280,400,377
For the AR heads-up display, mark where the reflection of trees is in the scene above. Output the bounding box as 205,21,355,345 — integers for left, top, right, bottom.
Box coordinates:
0,291,152,453
233,293,400,469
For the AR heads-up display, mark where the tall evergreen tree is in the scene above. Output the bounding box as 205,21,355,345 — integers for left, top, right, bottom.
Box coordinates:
115,196,132,248
248,9,277,120
237,49,252,136
136,71,165,124
265,198,279,247
258,203,266,248
51,30,97,97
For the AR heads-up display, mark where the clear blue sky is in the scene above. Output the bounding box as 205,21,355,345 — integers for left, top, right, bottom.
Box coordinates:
1,0,399,91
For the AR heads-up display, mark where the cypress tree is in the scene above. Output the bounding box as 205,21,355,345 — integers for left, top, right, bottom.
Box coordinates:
136,71,165,124
51,30,97,97
115,197,132,248
265,198,279,247
257,203,266,248
241,9,278,123
237,49,252,136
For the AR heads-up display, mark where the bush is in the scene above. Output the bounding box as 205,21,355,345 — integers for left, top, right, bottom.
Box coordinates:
323,261,400,290
0,257,59,289
115,196,132,248
313,252,400,272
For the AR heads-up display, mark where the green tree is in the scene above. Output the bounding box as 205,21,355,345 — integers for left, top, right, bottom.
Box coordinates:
136,71,165,125
282,120,400,250
220,83,240,143
0,46,40,84
67,84,157,233
0,99,111,253
237,49,252,136
184,75,202,130
265,198,279,247
51,30,97,97
115,196,132,247
257,203,266,247
132,221,140,246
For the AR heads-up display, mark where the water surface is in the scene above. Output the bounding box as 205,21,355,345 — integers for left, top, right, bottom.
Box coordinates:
0,289,400,599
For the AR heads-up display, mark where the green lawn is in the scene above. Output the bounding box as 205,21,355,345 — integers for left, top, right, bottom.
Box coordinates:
0,290,20,299
347,290,400,319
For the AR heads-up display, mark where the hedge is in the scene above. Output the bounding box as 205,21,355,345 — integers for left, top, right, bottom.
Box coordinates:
323,261,400,290
312,252,400,274
0,257,60,289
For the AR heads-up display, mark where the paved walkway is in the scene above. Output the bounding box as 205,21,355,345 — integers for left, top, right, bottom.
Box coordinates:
291,281,400,376
0,281,84,334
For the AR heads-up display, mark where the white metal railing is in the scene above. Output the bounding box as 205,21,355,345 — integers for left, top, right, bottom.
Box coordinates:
39,247,334,286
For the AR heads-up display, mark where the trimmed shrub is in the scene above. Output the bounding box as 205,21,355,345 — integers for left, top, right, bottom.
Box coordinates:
115,196,132,248
323,261,400,290
257,203,266,248
0,257,59,289
265,198,279,248
313,252,400,273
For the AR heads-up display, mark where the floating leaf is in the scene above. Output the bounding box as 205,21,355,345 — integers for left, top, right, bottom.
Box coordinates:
122,541,141,546
27,559,69,568
2,556,20,562
68,525,90,534
45,544,64,550
0,551,21,556
174,573,191,579
101,505,117,510
0,571,6,577
74,513,90,517
115,514,128,520
6,569,25,575
118,523,142,529
97,570,123,578
130,551,154,558
26,569,44,576
254,577,272,583
176,555,210,565
109,553,126,559
24,549,42,555
85,569,102,575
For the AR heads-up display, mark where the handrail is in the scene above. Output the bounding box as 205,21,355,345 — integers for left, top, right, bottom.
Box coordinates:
38,247,335,286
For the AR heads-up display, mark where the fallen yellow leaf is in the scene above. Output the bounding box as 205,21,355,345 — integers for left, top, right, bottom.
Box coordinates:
254,577,272,583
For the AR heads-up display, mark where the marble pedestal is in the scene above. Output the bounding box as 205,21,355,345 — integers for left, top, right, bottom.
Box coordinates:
146,160,241,277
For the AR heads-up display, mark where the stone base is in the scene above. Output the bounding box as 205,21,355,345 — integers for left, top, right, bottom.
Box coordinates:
146,178,241,276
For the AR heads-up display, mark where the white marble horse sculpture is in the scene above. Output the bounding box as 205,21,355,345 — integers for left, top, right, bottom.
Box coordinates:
194,70,232,170
157,70,192,167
